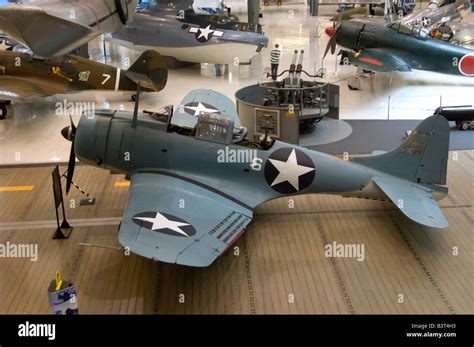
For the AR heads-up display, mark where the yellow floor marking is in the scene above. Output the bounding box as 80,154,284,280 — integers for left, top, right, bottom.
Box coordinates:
0,186,34,192
114,182,130,187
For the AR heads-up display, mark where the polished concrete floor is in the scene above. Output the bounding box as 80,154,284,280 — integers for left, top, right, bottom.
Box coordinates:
0,4,473,166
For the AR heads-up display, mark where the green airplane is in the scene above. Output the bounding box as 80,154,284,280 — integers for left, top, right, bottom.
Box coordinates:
323,16,474,78
61,88,450,267
0,49,168,119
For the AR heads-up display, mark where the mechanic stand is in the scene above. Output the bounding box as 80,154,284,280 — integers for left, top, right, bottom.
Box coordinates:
52,166,73,239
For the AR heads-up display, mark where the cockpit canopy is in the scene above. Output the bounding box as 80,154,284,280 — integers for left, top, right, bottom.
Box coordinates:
389,22,430,40
195,112,247,144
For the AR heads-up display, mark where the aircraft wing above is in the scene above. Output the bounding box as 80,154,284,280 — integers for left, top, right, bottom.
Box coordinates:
118,172,253,267
373,176,448,228
350,48,411,72
172,89,242,129
0,0,138,57
0,76,66,100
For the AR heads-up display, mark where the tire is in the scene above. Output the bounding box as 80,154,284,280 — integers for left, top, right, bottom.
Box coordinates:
115,0,128,25
0,104,7,120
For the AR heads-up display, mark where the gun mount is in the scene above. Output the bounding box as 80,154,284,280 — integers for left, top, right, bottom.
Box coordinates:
235,50,340,145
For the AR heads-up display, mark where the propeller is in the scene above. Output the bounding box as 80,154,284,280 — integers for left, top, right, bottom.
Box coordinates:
61,113,77,194
323,14,342,59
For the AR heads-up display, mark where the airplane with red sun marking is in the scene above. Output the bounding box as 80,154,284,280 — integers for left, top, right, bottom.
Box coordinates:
323,15,474,81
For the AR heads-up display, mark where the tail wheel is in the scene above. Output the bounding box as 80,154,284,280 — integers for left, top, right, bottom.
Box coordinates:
0,104,7,120
115,0,129,25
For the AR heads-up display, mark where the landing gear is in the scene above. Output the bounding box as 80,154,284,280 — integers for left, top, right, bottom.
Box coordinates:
347,68,373,91
0,100,10,120
131,94,137,102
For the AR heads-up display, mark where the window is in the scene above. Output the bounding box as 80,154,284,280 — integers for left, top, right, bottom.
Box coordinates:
195,112,234,144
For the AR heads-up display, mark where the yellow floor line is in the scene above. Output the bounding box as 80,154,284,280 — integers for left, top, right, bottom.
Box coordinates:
114,182,130,187
0,186,34,192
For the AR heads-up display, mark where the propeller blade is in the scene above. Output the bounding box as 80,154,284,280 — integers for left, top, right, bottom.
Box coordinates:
323,37,336,59
335,13,343,31
65,139,75,194
330,37,336,55
69,116,76,135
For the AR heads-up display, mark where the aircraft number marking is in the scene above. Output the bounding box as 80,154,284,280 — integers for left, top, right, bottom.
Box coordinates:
452,57,458,67
14,57,21,67
102,74,111,85
176,10,185,19
250,157,263,171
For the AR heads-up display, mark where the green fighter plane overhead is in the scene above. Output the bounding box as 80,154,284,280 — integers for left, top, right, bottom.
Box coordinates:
62,89,451,267
323,14,474,78
0,49,168,119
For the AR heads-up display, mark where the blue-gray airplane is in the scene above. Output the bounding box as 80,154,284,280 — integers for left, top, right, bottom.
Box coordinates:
62,88,451,267
111,0,268,65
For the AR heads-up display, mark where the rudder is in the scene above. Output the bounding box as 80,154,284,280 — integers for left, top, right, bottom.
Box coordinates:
126,50,168,92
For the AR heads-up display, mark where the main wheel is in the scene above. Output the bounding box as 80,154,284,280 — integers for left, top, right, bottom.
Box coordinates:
0,104,7,120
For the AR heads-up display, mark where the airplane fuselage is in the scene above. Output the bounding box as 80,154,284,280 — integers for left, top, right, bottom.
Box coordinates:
0,50,149,100
336,20,474,76
74,110,447,211
112,9,268,65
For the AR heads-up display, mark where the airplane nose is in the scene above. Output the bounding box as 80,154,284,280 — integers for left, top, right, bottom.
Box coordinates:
325,26,337,37
61,126,74,141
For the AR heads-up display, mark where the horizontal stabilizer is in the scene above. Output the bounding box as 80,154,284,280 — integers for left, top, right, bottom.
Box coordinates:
373,176,448,228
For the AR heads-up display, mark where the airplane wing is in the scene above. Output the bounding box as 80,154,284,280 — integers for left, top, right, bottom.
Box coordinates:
172,89,242,129
0,76,66,100
349,48,411,72
118,172,253,267
0,0,138,57
372,176,448,228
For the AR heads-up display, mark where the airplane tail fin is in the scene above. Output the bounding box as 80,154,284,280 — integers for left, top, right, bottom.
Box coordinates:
354,115,450,185
124,50,168,93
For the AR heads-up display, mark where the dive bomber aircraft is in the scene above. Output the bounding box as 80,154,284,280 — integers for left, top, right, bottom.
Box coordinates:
61,88,451,267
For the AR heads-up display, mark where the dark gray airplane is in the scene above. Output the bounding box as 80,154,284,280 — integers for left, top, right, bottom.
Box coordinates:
111,0,268,65
61,88,451,267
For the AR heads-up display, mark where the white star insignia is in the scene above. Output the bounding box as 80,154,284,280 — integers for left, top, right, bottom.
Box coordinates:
0,40,11,51
268,149,315,191
133,212,191,237
185,102,219,116
189,25,224,41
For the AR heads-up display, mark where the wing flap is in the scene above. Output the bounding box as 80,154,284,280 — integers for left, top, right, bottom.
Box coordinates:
118,172,253,267
373,176,448,228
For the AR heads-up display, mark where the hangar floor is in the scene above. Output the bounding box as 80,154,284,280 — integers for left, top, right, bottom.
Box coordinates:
0,151,472,314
